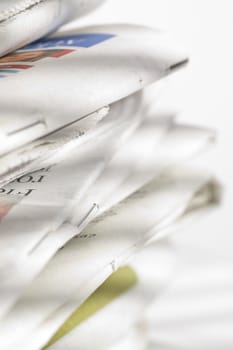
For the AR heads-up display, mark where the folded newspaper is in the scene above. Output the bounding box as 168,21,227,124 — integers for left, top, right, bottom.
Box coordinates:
0,0,106,56
0,1,220,350
0,23,187,155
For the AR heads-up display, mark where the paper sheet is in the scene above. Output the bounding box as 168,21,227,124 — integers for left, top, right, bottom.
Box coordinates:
0,167,218,350
0,0,106,56
0,24,187,155
0,92,141,319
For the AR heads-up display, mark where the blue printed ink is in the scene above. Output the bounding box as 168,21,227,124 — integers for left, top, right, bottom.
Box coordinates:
21,34,115,51
0,69,19,74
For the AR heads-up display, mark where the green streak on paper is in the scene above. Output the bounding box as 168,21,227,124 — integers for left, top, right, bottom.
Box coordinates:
44,266,138,348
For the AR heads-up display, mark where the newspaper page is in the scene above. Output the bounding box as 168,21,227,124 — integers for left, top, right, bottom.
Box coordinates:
67,83,215,221
0,168,219,350
0,107,215,322
0,94,142,319
46,242,173,350
0,24,188,155
0,89,144,187
0,111,170,319
0,114,215,320
0,0,106,56
90,122,215,218
0,107,108,187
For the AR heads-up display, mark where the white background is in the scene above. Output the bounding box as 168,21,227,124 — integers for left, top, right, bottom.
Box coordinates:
76,1,233,348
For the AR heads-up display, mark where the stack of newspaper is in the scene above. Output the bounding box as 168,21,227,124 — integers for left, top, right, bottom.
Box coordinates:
0,1,220,349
